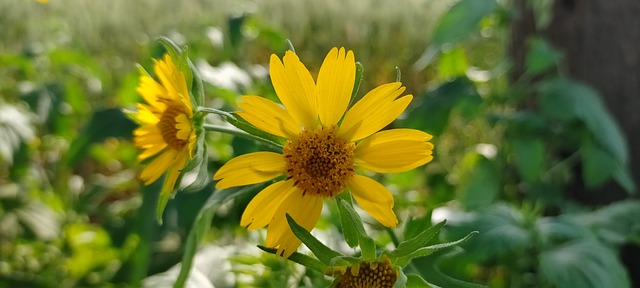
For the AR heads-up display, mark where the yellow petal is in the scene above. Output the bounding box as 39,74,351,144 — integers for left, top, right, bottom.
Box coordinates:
138,143,167,160
159,152,188,196
265,189,323,257
179,95,194,118
140,149,177,185
316,47,356,126
214,152,286,189
270,51,317,129
339,82,412,141
186,129,197,158
236,95,301,139
136,104,160,124
154,55,189,101
241,180,296,230
134,124,156,136
346,175,397,228
355,129,434,173
175,114,192,140
136,76,167,111
134,125,163,147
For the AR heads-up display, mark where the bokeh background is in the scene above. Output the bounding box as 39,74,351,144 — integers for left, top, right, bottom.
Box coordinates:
1,0,639,287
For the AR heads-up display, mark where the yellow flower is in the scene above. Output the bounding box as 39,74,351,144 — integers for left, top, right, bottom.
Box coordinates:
214,47,434,257
133,54,196,197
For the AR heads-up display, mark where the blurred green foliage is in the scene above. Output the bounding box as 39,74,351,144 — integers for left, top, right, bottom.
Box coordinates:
1,0,638,287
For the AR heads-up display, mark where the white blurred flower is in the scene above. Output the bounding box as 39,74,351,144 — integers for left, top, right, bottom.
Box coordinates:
0,103,36,165
197,60,252,92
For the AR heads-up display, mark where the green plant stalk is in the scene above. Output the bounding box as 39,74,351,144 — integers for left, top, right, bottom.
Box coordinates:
202,123,282,149
541,149,581,181
196,106,237,121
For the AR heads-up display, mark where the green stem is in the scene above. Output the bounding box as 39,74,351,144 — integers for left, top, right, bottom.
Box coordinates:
387,227,401,247
202,123,282,149
541,149,581,181
196,106,236,121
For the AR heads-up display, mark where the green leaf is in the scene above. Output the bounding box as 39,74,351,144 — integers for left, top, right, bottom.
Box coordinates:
580,140,636,193
335,197,376,259
458,154,500,209
513,137,545,183
336,198,364,248
341,215,360,248
438,46,469,79
406,274,439,288
156,186,174,223
359,236,376,261
126,182,160,284
174,184,266,288
404,215,436,241
431,0,499,46
157,37,193,93
157,36,183,59
525,37,563,75
414,249,488,288
414,0,498,70
570,199,640,246
327,255,361,266
395,232,478,267
258,246,326,273
285,39,296,53
539,78,635,192
182,124,206,172
612,166,636,193
336,198,369,247
540,240,630,288
286,214,343,265
189,59,204,106
116,71,143,106
228,14,246,51
529,0,555,29
442,204,531,260
64,108,136,166
391,220,446,259
535,217,593,247
349,62,364,107
581,140,619,189
400,77,481,135
539,78,628,164
48,49,107,82
393,269,408,288
180,152,210,193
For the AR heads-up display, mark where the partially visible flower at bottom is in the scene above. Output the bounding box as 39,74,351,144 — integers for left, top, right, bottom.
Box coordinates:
133,54,196,196
328,256,398,288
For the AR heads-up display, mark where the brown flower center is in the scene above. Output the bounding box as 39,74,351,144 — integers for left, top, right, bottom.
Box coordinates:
158,103,188,150
283,126,355,197
335,260,398,288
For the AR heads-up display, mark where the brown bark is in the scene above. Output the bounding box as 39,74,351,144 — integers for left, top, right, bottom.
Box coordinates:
510,0,640,202
510,0,640,285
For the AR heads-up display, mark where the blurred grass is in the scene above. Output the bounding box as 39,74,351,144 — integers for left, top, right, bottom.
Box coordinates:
1,0,457,97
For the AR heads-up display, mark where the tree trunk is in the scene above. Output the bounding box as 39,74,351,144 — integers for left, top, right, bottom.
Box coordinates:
510,0,640,285
510,0,640,202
